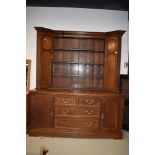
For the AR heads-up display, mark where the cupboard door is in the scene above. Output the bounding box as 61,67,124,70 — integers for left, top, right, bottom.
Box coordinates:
101,98,124,131
35,28,53,89
30,94,54,128
104,37,119,92
104,31,125,92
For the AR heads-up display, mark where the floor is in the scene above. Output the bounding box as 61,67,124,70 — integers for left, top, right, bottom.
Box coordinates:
26,130,129,155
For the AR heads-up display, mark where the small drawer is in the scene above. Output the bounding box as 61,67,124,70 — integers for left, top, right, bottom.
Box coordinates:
55,106,100,116
55,118,99,129
55,106,72,115
55,96,77,105
78,96,101,106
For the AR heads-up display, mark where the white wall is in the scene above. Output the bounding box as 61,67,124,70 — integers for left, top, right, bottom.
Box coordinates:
26,7,129,89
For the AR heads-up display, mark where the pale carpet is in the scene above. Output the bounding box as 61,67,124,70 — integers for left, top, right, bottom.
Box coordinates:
26,130,129,155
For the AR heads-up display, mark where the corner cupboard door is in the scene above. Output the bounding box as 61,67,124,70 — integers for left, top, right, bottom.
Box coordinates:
30,94,54,128
104,31,125,92
101,97,124,131
104,37,120,92
35,27,53,89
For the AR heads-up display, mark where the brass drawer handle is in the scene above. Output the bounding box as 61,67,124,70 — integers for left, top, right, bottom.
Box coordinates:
60,121,64,124
85,109,94,115
61,109,70,114
62,98,70,104
84,122,93,127
60,120,69,126
85,99,94,105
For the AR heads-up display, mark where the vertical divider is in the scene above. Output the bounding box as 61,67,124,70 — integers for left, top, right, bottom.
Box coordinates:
68,39,71,88
102,39,105,89
61,37,64,88
70,38,72,89
52,38,54,88
93,39,96,89
93,39,95,89
69,40,71,89
85,50,87,89
77,39,80,89
52,38,55,88
99,40,101,89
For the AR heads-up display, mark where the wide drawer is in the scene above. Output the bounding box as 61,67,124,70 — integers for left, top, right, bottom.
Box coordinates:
78,96,101,106
55,106,100,117
55,96,77,105
55,118,99,129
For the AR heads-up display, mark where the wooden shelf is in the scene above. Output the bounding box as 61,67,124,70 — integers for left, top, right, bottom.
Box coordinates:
53,61,104,65
53,48,105,52
53,74,103,78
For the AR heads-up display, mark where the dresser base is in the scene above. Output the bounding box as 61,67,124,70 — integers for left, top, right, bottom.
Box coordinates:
29,128,123,139
29,89,125,139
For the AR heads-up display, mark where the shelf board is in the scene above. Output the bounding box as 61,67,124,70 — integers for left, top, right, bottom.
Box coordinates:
51,87,104,91
53,35,105,39
53,48,104,52
53,61,104,65
53,74,103,78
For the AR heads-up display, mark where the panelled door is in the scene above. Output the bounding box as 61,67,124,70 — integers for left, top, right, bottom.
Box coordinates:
30,94,54,128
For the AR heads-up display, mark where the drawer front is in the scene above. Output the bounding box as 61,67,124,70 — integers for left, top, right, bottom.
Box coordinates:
55,106,100,116
78,96,101,106
55,96,77,105
55,118,99,129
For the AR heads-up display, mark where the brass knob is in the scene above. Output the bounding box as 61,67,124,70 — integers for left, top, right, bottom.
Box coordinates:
84,122,93,127
85,109,94,115
61,121,64,124
61,121,69,126
86,99,89,102
62,98,68,104
61,109,70,114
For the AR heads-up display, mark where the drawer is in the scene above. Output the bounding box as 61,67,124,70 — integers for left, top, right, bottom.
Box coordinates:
55,118,99,129
55,96,77,105
78,96,101,106
55,106,100,116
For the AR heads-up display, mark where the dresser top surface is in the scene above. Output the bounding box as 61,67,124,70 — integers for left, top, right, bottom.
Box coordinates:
30,88,125,97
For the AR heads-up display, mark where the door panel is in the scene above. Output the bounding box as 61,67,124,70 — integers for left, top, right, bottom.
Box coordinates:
30,94,54,128
101,98,120,131
104,54,116,90
104,36,120,92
